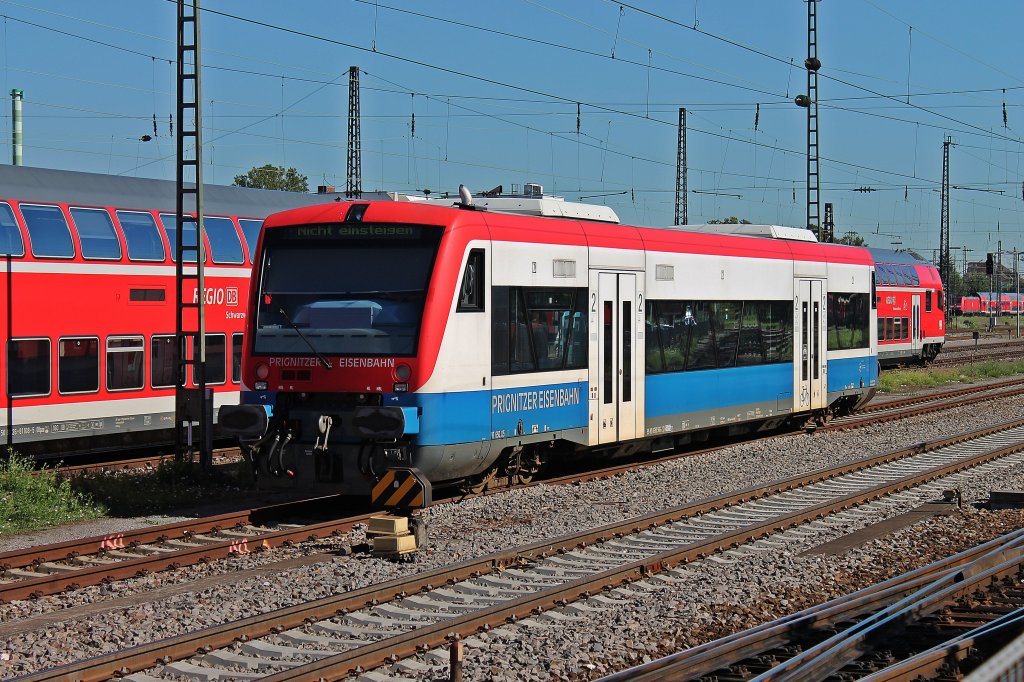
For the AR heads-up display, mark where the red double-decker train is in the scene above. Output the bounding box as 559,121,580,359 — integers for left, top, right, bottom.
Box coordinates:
870,248,945,366
0,165,345,457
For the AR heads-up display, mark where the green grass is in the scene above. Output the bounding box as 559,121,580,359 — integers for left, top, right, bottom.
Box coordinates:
0,450,106,534
878,359,1024,393
948,315,1022,331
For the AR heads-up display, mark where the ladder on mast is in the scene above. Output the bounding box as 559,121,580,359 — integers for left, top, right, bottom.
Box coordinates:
175,0,211,468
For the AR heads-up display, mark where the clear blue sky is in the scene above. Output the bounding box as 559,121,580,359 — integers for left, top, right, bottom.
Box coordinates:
0,0,1022,263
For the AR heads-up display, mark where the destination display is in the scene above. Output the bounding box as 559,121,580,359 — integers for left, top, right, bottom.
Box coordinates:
279,223,430,241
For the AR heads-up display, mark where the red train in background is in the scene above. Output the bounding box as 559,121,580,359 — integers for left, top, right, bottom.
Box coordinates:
870,248,945,366
957,293,1023,315
0,165,346,457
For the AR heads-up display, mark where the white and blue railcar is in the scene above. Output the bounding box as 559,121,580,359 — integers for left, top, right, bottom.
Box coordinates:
224,200,877,499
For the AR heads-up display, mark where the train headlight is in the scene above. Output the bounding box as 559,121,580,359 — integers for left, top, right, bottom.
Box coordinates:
255,363,270,380
394,363,412,381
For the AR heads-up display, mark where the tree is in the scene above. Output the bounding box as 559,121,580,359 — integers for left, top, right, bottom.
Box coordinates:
836,231,867,246
233,164,308,192
706,216,752,224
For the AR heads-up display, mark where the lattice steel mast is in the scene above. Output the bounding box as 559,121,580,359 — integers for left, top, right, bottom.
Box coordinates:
175,0,211,468
346,66,362,198
674,107,687,225
797,0,822,239
940,136,953,289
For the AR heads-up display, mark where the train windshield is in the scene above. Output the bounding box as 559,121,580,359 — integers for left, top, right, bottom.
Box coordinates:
253,224,442,357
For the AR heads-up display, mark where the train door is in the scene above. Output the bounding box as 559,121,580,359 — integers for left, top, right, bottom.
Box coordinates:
911,295,922,357
794,279,827,412
591,271,638,445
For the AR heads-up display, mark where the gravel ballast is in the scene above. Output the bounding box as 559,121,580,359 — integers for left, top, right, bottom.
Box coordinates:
2,391,1024,678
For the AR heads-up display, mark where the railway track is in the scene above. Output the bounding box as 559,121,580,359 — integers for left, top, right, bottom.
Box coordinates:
931,346,1024,367
6,376,1024,606
825,377,1024,430
601,528,1024,681
34,447,242,478
0,497,369,604
18,417,1024,682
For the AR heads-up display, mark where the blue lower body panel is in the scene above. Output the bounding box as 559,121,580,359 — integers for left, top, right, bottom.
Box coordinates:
644,363,795,436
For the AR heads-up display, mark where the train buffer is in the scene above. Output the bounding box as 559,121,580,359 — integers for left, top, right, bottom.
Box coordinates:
368,467,431,558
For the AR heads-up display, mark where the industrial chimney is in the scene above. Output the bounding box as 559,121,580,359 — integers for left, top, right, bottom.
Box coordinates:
11,89,23,166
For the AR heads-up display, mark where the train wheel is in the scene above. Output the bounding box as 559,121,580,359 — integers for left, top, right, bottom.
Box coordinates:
465,469,497,495
510,446,546,485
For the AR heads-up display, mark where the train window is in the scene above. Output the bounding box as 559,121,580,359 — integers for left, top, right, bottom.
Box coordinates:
603,301,613,404
685,302,715,371
151,335,177,388
891,264,906,286
872,269,881,286
510,289,534,373
193,334,226,385
622,300,632,402
876,265,889,286
885,317,894,341
491,287,510,375
893,317,902,341
116,211,165,261
762,301,793,363
826,293,870,350
205,216,244,265
902,317,910,340
492,286,587,375
238,219,262,262
158,213,199,263
877,319,884,342
456,249,485,312
525,289,576,370
925,291,933,312
649,300,689,373
937,291,944,311
107,336,144,391
70,207,121,260
900,265,915,285
645,304,665,374
736,302,765,367
58,336,99,394
871,272,877,309
712,302,741,368
21,204,74,258
564,290,588,370
0,202,25,256
7,338,50,397
646,299,792,373
232,333,243,383
909,268,920,286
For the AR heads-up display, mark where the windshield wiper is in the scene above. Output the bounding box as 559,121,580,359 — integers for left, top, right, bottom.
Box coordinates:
278,307,333,370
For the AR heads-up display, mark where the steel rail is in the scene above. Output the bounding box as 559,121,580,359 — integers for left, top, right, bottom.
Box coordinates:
7,382,1022,605
823,384,1024,431
858,377,1024,414
18,418,1024,682
755,545,1024,681
857,609,1024,682
0,496,368,603
596,528,1024,682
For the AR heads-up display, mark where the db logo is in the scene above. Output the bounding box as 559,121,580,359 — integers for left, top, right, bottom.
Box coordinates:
226,287,239,306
